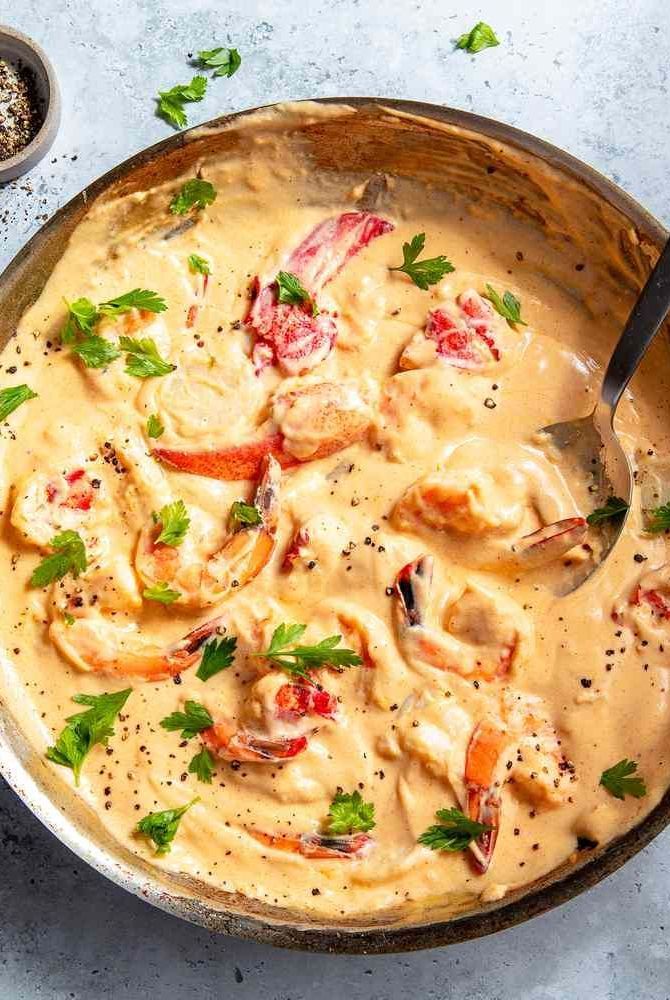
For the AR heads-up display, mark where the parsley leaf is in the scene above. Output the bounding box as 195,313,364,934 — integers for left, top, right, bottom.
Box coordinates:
256,623,363,679
157,76,207,129
98,289,167,317
188,746,216,783
0,384,37,422
483,284,527,327
646,502,670,534
143,581,181,605
327,790,375,835
389,233,455,290
587,496,629,526
62,297,98,341
418,807,491,852
600,758,647,800
456,22,500,54
275,271,319,316
198,46,242,78
136,798,198,855
160,701,213,739
188,253,211,276
229,500,262,532
71,335,121,369
153,499,190,547
46,688,131,784
146,413,165,439
30,530,88,588
169,179,217,216
119,336,176,379
196,636,237,682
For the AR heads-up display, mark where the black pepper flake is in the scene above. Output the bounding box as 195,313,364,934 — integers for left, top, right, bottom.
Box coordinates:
0,59,42,161
580,677,592,688
484,397,496,409
634,553,647,563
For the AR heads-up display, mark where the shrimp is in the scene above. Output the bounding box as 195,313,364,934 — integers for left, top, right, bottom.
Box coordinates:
248,828,374,859
613,564,670,654
11,465,110,552
399,290,505,373
394,555,532,681
394,469,525,537
202,721,314,763
49,613,225,679
153,379,373,481
242,671,338,738
248,211,394,375
135,454,280,607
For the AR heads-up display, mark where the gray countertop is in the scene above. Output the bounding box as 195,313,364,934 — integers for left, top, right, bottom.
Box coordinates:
1,2,669,997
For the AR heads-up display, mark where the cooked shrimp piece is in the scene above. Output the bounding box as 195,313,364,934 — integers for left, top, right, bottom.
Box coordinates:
464,719,508,873
136,454,280,607
11,465,110,551
242,671,337,741
394,469,525,536
49,613,225,678
394,555,532,681
613,564,670,653
153,379,373,481
509,517,588,569
248,211,394,375
248,828,374,859
202,721,314,762
399,290,505,373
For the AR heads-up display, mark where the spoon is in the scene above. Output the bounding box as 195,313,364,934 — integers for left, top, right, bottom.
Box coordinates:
539,238,670,593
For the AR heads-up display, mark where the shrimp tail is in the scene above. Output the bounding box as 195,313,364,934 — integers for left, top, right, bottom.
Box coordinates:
394,555,433,628
153,433,297,482
202,723,313,762
464,719,507,874
249,829,373,859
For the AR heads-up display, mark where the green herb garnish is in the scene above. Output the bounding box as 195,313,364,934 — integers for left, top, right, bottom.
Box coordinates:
188,253,211,276
143,581,181,605
71,335,122,369
389,233,455,290
157,76,207,129
136,798,199,855
46,688,131,784
98,289,168,317
160,701,214,739
30,530,88,588
62,290,166,369
483,284,527,327
600,759,647,800
196,636,237,682
327,790,375,835
229,500,262,532
646,502,670,534
146,413,165,439
587,496,629,526
0,384,37,422
255,623,362,680
418,807,490,851
169,179,217,216
153,499,190,547
275,270,318,316
119,336,175,379
188,746,216,784
198,47,241,78
455,22,500,54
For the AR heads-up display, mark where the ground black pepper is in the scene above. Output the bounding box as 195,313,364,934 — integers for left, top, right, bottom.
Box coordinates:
0,59,42,160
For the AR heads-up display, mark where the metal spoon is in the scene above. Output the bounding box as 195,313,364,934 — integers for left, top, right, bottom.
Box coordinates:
539,238,670,593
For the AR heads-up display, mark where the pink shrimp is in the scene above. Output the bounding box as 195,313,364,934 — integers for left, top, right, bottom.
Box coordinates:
247,211,394,375
248,829,373,859
202,722,314,763
274,682,337,721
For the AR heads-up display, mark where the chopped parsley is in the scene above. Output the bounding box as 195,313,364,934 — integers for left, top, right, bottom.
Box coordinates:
143,581,181,605
146,413,165,439
196,635,237,682
455,22,500,54
0,384,37,422
600,759,647,800
169,178,217,216
160,701,213,739
61,289,167,370
30,530,88,587
153,499,190,547
483,284,527,327
46,688,131,784
198,47,242,78
98,289,168,317
188,253,211,276
136,798,199,855
418,807,490,852
389,233,455,290
587,496,629,526
71,335,121,369
275,271,318,316
645,502,670,534
326,790,375,834
229,500,262,532
119,336,176,379
255,623,363,680
188,746,216,784
157,76,207,129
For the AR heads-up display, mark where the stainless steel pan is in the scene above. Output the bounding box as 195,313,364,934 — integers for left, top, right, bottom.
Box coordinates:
0,98,667,953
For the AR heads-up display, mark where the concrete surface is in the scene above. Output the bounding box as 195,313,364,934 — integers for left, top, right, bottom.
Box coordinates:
1,1,669,997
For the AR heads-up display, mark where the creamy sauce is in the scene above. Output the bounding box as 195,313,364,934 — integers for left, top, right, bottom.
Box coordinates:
1,106,669,921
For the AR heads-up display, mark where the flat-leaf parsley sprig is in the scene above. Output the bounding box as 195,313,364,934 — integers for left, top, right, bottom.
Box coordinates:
157,76,207,129
198,47,241,78
418,807,490,852
136,798,199,854
389,233,455,290
327,790,375,835
30,530,88,587
46,688,131,784
599,759,647,800
255,623,363,680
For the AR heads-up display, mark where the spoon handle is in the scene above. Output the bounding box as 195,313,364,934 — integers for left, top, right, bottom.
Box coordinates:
601,237,670,415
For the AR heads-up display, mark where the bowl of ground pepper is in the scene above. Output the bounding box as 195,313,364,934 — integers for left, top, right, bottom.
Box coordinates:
0,24,60,182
